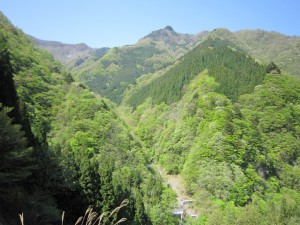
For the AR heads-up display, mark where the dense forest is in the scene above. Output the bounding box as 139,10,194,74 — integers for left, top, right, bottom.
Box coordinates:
65,26,206,104
1,11,300,225
124,70,300,224
120,25,300,225
127,37,266,107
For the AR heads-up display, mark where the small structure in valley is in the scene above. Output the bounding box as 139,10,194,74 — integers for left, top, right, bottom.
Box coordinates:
173,199,197,222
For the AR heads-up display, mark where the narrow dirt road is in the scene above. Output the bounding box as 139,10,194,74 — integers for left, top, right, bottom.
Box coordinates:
154,165,197,218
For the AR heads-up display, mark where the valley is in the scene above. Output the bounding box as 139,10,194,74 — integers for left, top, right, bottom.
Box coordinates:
1,10,300,225
155,164,197,220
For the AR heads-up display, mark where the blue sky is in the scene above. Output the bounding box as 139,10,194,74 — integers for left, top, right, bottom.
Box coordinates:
1,0,299,47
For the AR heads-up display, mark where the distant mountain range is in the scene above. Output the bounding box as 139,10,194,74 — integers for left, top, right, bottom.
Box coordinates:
30,25,207,68
30,26,208,103
30,26,300,104
29,35,109,69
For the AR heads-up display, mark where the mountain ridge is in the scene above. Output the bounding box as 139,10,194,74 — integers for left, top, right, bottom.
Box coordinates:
30,26,300,78
30,25,208,69
63,25,208,103
29,35,110,69
30,27,300,106
126,37,266,107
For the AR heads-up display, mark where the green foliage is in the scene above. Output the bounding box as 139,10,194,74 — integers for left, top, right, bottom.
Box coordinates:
235,29,300,77
152,188,178,225
2,11,300,225
0,12,77,224
201,188,300,225
1,13,72,145
128,69,300,222
266,61,281,74
128,38,266,107
1,12,177,225
75,42,174,104
183,73,299,204
0,106,33,188
48,83,177,224
72,28,203,104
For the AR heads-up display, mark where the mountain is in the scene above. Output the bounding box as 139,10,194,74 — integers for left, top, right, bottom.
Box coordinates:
124,36,300,225
31,26,300,104
234,29,300,76
29,35,110,70
127,68,300,224
205,28,300,76
32,27,300,106
126,37,266,107
71,26,208,103
32,26,208,103
143,25,208,51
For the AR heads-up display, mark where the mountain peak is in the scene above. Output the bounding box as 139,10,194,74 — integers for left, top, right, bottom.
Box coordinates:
164,25,174,32
143,26,177,40
139,26,206,50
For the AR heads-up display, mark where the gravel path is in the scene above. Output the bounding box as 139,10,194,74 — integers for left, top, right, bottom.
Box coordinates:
154,165,198,218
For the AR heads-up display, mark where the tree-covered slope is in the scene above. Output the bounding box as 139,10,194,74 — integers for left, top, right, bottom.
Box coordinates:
235,29,300,76
1,11,74,224
0,12,177,225
208,28,300,77
68,26,207,103
127,37,266,108
2,9,300,225
120,28,300,224
126,68,300,224
33,27,300,106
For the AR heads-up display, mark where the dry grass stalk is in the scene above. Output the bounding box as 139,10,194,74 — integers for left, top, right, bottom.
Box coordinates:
18,199,128,225
75,216,83,225
18,213,24,225
114,218,127,225
81,206,93,225
93,212,107,225
96,199,129,225
62,211,65,225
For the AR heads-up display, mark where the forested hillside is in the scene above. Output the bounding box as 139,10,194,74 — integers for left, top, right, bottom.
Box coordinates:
33,27,300,106
125,68,300,224
127,37,266,107
207,28,300,77
235,29,300,76
0,12,177,225
118,26,300,225
34,26,208,104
